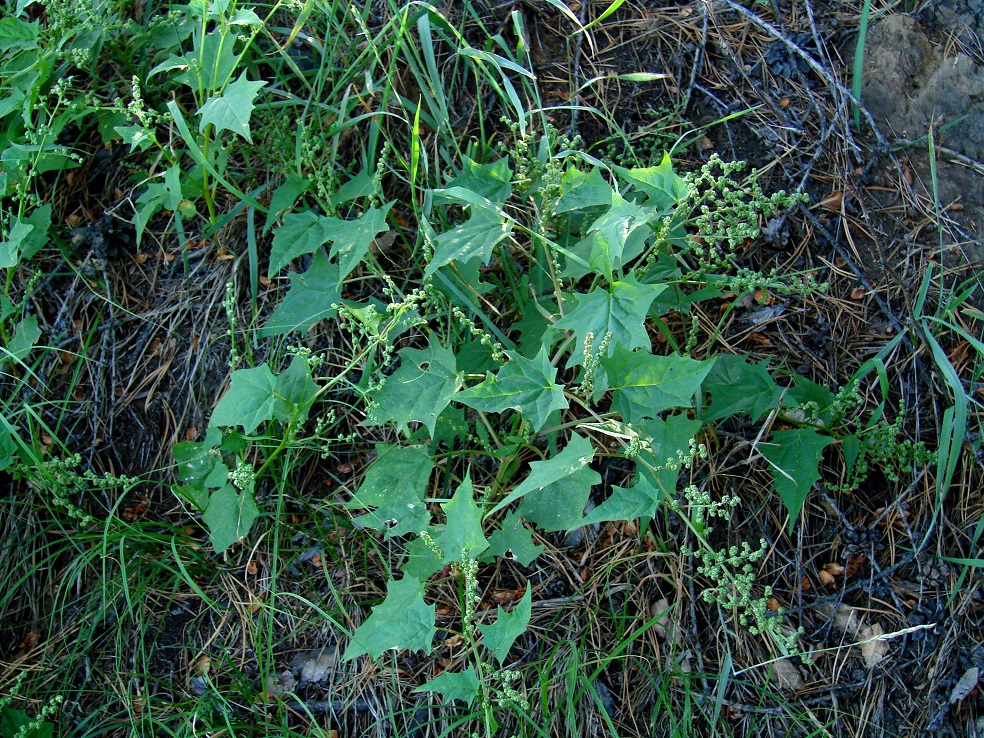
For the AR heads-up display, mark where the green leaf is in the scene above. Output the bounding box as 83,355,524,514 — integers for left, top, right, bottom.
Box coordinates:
583,480,659,526
210,364,277,433
19,205,50,261
349,444,433,509
134,164,182,246
0,707,54,738
413,667,481,706
365,337,462,437
331,166,376,206
634,414,703,493
342,576,436,661
0,219,33,269
173,441,225,490
273,354,319,421
269,205,392,279
258,250,341,337
702,355,781,423
203,483,260,553
616,152,688,210
455,347,567,431
4,315,40,365
0,429,18,472
198,70,264,142
263,175,308,234
433,474,488,562
0,18,40,52
482,510,543,566
487,434,600,532
403,530,446,580
519,461,599,532
601,347,715,423
784,374,837,425
583,191,653,281
424,209,512,279
443,155,513,204
268,211,334,277
583,414,700,525
759,429,834,532
327,202,393,279
478,587,532,665
554,275,664,367
554,166,614,214
175,30,238,90
351,481,429,538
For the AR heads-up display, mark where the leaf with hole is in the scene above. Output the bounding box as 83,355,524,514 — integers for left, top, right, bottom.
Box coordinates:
482,510,543,566
759,428,834,532
349,444,433,509
342,576,436,661
478,587,532,665
455,346,567,431
364,337,462,438
351,481,429,538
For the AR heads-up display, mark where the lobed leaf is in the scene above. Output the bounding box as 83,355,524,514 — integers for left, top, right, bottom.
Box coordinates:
455,346,567,431
342,576,436,661
554,275,664,367
759,429,834,532
364,337,462,437
478,587,532,665
601,347,714,423
197,70,264,143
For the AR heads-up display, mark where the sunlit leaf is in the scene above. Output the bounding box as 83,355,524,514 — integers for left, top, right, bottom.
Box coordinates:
259,251,341,337
198,70,264,142
210,364,277,434
554,275,664,367
424,209,511,278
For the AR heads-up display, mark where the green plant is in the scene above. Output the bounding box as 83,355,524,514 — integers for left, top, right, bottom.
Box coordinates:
168,87,937,734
